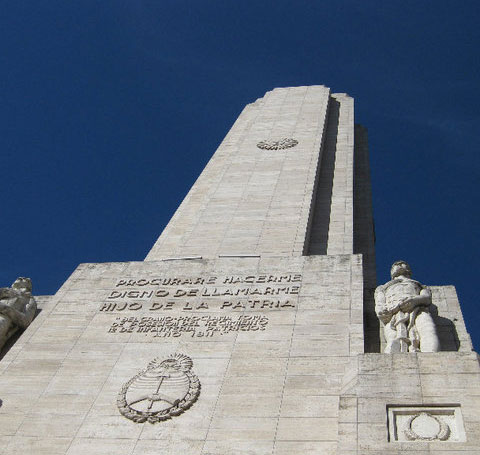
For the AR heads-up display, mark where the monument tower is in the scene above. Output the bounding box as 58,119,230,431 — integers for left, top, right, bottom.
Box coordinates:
0,86,478,454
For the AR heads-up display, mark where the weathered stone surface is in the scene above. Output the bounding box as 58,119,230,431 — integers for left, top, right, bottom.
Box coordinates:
0,86,477,454
0,278,37,351
375,261,440,353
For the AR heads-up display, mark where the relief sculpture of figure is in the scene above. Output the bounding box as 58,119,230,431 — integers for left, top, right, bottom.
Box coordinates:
0,277,37,350
375,261,440,353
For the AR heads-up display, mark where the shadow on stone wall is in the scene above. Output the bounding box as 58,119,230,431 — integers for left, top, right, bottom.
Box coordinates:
306,98,339,254
431,304,461,352
364,287,380,353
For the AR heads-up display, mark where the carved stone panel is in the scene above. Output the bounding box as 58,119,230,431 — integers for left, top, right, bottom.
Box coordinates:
387,405,466,442
256,138,298,150
117,353,200,423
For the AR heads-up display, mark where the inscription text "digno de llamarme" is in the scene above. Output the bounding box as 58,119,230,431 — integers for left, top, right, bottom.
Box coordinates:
107,274,302,299
100,274,302,312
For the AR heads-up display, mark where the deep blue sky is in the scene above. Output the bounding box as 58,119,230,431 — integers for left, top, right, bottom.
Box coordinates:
1,2,479,349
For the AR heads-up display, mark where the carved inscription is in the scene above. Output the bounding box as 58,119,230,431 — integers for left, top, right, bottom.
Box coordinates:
108,315,269,337
101,300,295,312
99,274,302,313
106,286,300,299
113,274,302,287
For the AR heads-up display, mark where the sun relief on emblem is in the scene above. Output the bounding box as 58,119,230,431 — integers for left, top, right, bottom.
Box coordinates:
257,138,298,150
117,353,200,423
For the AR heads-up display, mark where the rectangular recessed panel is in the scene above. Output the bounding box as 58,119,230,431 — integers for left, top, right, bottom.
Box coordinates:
387,405,466,442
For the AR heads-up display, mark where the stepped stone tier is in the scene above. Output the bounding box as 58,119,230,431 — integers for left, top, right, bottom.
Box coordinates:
0,86,479,454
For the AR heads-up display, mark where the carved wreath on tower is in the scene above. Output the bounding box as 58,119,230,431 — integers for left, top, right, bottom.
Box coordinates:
117,353,200,423
404,412,451,441
257,138,298,150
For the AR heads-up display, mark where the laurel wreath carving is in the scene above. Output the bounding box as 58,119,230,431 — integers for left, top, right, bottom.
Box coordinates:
257,138,298,150
404,412,450,441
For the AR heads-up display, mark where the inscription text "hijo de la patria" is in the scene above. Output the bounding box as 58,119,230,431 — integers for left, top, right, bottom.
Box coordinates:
100,273,302,313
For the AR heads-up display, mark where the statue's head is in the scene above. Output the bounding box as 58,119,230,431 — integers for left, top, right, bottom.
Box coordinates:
11,277,32,293
390,261,412,279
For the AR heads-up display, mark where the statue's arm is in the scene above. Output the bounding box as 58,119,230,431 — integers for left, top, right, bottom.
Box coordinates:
400,286,432,312
374,287,392,324
0,296,36,329
418,286,432,304
0,288,14,299
23,296,37,327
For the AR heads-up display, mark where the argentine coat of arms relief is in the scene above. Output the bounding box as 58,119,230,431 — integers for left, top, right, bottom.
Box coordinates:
117,353,200,423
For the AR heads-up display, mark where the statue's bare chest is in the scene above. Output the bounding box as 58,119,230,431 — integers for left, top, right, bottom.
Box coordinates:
385,279,422,301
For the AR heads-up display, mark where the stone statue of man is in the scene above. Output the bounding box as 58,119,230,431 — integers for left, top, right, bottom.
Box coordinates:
374,261,440,353
0,277,37,350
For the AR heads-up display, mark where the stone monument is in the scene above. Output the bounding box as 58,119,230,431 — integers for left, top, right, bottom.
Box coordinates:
0,86,478,454
375,260,440,353
0,277,37,350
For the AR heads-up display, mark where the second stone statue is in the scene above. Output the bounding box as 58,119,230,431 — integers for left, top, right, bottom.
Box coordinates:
375,261,440,353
